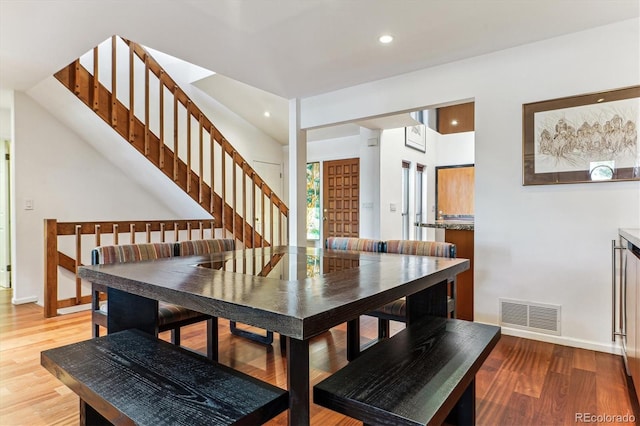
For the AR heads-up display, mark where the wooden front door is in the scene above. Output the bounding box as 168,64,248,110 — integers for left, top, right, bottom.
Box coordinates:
323,158,360,240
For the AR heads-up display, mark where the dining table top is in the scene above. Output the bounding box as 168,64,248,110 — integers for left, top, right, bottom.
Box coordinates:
78,245,469,340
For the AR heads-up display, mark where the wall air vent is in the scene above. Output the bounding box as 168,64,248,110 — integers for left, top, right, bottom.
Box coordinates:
499,298,561,335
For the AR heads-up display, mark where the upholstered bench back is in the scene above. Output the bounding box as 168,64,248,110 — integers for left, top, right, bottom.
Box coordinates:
325,237,385,252
177,239,236,256
91,242,176,265
385,239,456,258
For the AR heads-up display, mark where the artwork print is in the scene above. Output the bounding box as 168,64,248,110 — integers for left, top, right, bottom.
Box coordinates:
534,98,638,174
523,86,640,185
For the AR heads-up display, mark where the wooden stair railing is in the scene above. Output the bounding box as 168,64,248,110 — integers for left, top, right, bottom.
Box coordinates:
44,218,219,318
53,35,288,250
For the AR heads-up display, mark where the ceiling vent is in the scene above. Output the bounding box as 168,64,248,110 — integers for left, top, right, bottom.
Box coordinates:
499,298,561,335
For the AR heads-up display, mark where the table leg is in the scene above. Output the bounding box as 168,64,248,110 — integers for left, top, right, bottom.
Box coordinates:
405,279,448,324
346,318,360,361
286,336,310,426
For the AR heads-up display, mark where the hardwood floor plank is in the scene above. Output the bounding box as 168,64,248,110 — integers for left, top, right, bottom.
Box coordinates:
0,288,636,426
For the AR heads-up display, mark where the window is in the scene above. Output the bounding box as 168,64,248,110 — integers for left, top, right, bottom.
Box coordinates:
401,161,410,240
416,164,425,240
306,162,321,240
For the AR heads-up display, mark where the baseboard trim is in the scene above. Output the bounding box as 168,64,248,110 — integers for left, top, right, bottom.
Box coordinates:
497,325,622,355
11,295,38,305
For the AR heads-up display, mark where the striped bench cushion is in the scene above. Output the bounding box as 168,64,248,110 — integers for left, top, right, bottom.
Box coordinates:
178,239,236,256
385,240,456,258
325,237,385,252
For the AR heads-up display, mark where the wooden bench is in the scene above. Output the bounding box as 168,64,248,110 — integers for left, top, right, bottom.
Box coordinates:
314,317,500,425
41,329,288,425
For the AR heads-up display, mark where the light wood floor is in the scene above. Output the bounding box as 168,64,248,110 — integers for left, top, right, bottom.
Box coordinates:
0,287,637,425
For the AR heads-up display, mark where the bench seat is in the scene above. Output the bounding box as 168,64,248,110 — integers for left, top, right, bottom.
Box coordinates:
41,330,288,426
314,317,500,426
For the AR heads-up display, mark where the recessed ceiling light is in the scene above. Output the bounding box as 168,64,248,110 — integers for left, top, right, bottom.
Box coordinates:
596,98,605,103
379,34,393,44
264,111,271,117
451,119,458,126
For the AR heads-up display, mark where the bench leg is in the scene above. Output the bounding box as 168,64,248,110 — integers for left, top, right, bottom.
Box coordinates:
171,328,181,345
206,317,218,362
377,318,390,339
346,318,360,361
80,399,109,426
446,378,476,426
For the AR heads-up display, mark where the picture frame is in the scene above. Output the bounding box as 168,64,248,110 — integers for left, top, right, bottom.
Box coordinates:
522,85,640,185
405,124,426,152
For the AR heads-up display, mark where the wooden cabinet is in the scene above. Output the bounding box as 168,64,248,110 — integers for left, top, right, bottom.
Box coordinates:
445,229,474,321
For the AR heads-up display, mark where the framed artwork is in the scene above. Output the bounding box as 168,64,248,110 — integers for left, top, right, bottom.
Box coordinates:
405,124,426,152
523,85,640,185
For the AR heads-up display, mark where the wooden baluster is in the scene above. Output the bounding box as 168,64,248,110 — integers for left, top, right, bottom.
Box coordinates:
211,220,215,239
95,224,101,247
187,222,192,240
130,224,135,244
92,46,99,111
44,219,58,318
198,115,204,204
111,36,117,128
160,223,166,242
199,222,204,240
252,173,256,248
173,89,178,182
144,54,149,157
242,162,246,247
174,222,179,242
270,196,275,247
159,70,165,168
186,101,192,194
146,223,151,243
261,183,266,247
232,152,237,242
128,42,135,143
214,132,219,215
113,224,119,245
75,225,82,305
221,145,226,237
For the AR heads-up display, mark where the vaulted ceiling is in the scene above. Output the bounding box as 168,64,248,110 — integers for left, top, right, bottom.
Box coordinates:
1,0,638,142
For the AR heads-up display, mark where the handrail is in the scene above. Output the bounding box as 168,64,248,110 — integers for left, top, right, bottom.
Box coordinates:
44,218,216,318
53,35,288,252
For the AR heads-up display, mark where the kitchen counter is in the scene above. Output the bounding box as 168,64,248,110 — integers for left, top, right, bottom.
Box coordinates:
620,228,640,249
417,220,475,231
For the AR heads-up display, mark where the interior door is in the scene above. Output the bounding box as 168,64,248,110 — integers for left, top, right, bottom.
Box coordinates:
323,158,359,240
436,165,474,218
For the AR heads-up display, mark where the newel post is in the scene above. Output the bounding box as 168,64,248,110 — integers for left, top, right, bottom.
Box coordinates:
44,219,59,318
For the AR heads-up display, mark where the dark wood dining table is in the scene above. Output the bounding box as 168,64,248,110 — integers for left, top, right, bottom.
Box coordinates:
79,245,469,426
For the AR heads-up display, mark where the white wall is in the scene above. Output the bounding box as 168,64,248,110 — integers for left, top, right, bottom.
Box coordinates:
12,92,183,305
300,18,640,352
437,131,474,166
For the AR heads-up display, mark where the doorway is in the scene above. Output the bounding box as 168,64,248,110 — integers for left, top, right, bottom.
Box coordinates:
0,139,10,288
323,158,360,240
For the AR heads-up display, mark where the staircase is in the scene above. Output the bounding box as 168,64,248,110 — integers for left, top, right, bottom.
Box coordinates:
53,36,288,248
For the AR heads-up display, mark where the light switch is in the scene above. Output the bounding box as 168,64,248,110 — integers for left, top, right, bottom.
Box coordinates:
390,203,397,212
24,199,34,210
